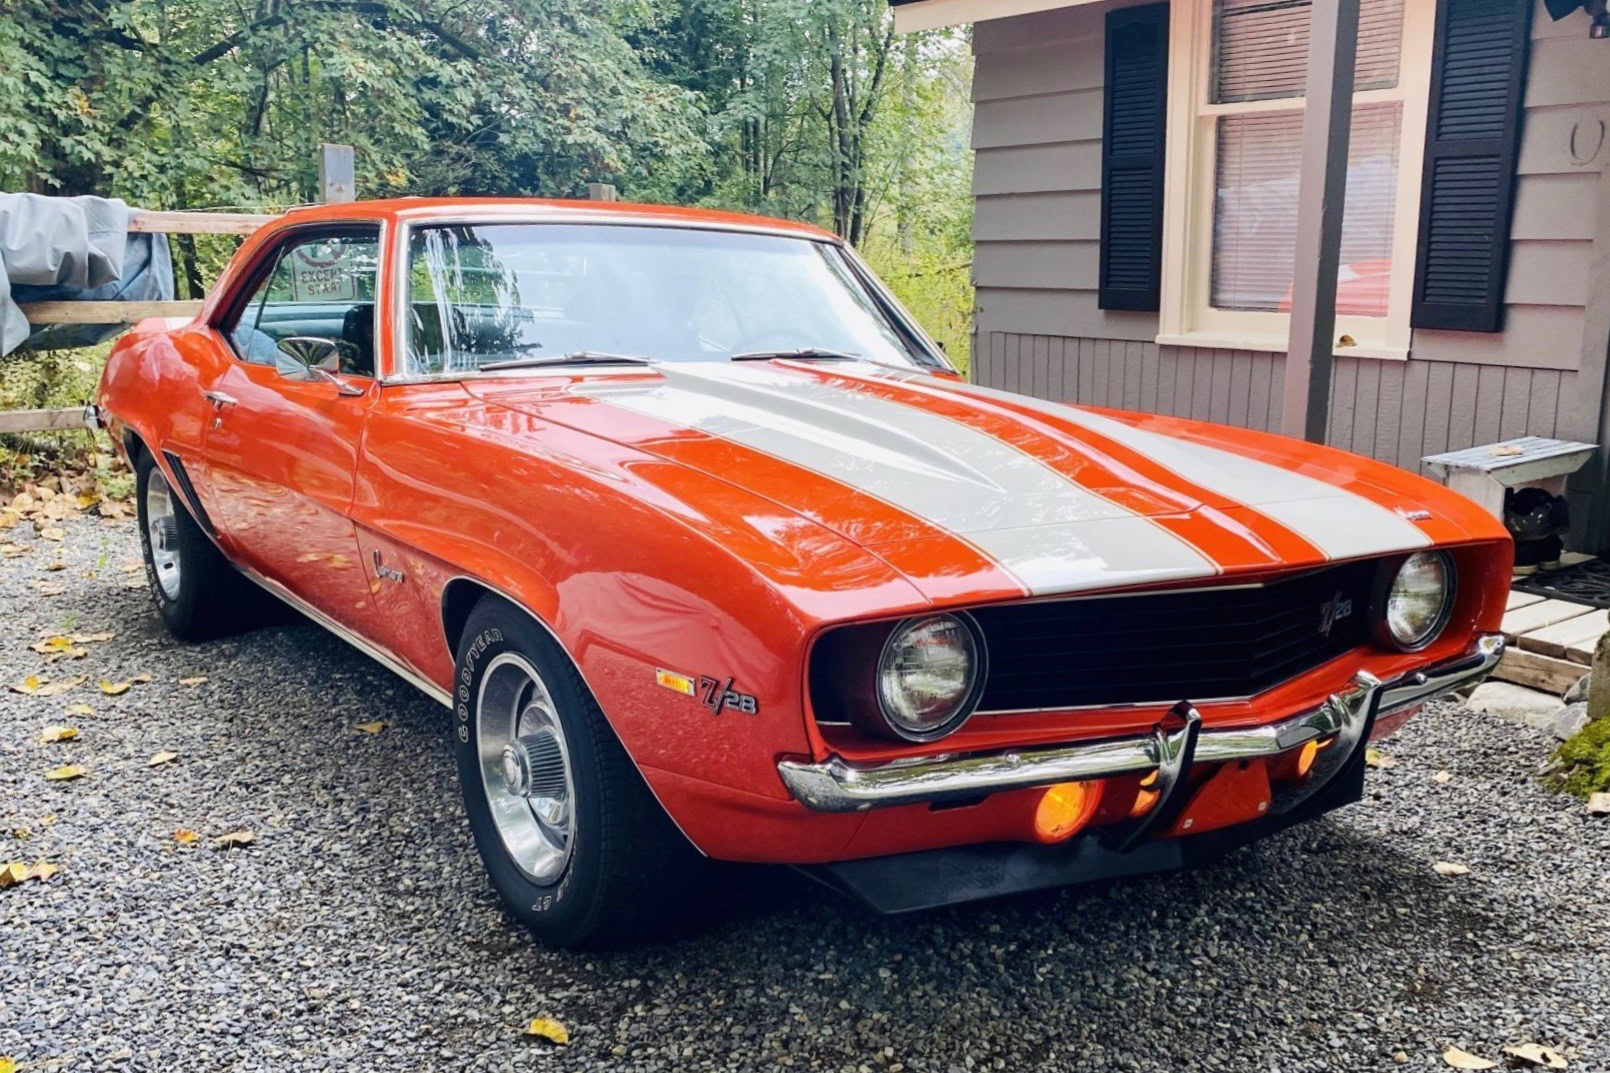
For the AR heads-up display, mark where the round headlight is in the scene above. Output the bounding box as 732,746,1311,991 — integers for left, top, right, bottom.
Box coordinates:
874,613,985,741
1382,551,1454,650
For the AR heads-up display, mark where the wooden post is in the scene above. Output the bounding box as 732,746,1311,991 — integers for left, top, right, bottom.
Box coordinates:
1280,0,1360,443
1561,164,1610,549
587,182,618,202
320,144,356,203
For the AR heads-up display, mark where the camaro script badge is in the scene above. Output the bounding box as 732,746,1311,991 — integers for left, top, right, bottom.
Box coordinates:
1319,591,1353,637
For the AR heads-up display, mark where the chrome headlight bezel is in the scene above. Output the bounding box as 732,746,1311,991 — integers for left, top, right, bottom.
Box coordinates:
1376,550,1456,652
869,612,989,743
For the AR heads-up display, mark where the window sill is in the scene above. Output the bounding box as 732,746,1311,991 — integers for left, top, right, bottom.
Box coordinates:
1154,331,1408,362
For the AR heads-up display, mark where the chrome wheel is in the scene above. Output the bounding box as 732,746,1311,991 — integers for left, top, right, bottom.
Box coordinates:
477,652,576,884
144,469,182,601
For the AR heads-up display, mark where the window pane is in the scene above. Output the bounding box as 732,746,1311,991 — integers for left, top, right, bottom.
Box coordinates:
1213,0,1405,104
1210,102,1402,316
403,224,925,376
230,232,379,375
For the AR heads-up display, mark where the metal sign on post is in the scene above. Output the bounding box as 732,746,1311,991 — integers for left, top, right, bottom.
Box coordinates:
320,144,356,203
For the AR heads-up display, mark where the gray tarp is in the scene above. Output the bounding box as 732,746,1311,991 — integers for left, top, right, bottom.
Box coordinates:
0,193,175,358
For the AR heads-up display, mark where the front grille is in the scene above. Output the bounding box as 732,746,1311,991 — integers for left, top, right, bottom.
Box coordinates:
970,559,1382,712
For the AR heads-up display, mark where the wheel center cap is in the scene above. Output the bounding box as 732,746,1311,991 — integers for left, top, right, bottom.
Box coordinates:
499,729,567,800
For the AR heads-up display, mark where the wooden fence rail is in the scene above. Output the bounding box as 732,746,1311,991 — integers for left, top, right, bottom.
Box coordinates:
5,209,275,435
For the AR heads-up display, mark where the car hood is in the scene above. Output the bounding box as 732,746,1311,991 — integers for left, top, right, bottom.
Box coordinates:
462,360,1497,602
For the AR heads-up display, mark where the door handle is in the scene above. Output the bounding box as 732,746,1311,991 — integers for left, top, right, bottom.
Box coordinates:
204,391,238,411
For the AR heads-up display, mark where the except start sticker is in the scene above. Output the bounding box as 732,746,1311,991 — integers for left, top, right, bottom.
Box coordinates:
290,242,357,302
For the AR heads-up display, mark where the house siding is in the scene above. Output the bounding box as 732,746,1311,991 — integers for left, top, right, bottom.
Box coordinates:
970,1,1610,484
976,332,1576,478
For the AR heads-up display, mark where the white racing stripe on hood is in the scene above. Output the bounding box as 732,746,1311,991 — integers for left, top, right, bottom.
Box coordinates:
897,374,1432,561
578,362,1216,595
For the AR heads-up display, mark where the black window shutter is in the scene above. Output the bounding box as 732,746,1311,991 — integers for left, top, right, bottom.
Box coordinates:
1410,0,1533,334
1099,2,1169,312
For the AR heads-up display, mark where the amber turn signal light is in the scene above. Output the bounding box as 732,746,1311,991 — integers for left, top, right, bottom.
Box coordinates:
1294,739,1320,779
1129,770,1160,818
1033,781,1096,843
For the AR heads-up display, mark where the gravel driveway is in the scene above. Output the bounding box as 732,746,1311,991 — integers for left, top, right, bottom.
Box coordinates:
2,515,1607,1073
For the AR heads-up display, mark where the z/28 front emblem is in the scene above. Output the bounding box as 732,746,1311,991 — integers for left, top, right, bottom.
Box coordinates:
654,668,759,715
1318,590,1353,637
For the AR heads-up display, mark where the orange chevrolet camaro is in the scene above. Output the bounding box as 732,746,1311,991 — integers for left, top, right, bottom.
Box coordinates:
96,198,1511,946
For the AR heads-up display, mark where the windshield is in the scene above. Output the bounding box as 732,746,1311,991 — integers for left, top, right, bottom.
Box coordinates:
401,223,934,376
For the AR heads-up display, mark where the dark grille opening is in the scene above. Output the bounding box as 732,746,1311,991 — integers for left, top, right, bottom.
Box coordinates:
970,558,1383,712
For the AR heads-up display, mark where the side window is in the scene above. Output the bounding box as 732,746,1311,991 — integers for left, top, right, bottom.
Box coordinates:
228,230,380,376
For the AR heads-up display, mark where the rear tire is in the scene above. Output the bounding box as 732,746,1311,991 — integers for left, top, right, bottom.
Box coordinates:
453,596,703,947
134,450,248,641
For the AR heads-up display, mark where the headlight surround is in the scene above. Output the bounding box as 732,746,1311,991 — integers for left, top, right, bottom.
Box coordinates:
1380,551,1455,651
872,613,986,742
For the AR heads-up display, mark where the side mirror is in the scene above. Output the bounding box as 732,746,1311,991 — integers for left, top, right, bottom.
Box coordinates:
274,337,364,396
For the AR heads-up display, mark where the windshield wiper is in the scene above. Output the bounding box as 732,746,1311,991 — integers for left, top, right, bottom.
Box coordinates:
731,348,861,362
479,351,655,371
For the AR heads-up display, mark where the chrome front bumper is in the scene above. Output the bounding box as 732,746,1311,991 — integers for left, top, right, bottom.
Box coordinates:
778,633,1504,814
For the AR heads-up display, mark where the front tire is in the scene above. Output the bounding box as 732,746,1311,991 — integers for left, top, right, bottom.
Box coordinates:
453,597,702,947
134,450,246,641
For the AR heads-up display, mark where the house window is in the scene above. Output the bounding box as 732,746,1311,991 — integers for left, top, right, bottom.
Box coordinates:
1158,0,1435,359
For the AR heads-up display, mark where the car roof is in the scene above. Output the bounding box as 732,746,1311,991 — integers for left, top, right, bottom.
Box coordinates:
276,197,839,241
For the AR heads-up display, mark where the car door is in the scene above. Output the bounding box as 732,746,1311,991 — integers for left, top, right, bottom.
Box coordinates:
200,225,382,629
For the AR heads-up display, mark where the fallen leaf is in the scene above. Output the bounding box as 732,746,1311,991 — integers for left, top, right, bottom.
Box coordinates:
38,725,78,744
178,675,208,686
44,763,86,781
12,828,27,840
354,721,386,734
30,635,74,654
44,560,67,571
1488,444,1524,457
1503,1043,1568,1069
1434,861,1471,877
173,828,198,844
39,676,87,696
11,675,43,695
75,493,98,509
148,751,178,767
1365,748,1397,769
39,527,65,541
99,680,130,696
0,860,58,889
1443,1047,1496,1070
1587,793,1610,817
215,830,256,847
66,703,93,717
67,631,113,644
0,543,28,558
1433,770,1453,784
130,673,152,684
524,1017,569,1045
0,1056,14,1073
32,581,65,596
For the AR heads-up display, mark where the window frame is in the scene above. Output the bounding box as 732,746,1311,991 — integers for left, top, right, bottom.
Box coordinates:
214,221,387,377
1156,0,1436,361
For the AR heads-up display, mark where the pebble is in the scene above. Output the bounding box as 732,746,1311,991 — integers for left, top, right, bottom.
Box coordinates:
1,516,1606,1071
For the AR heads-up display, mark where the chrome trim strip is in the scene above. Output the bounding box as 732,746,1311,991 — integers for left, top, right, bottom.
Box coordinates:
777,634,1504,813
236,565,453,707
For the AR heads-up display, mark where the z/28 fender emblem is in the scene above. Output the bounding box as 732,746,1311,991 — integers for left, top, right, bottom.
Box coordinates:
655,668,759,715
